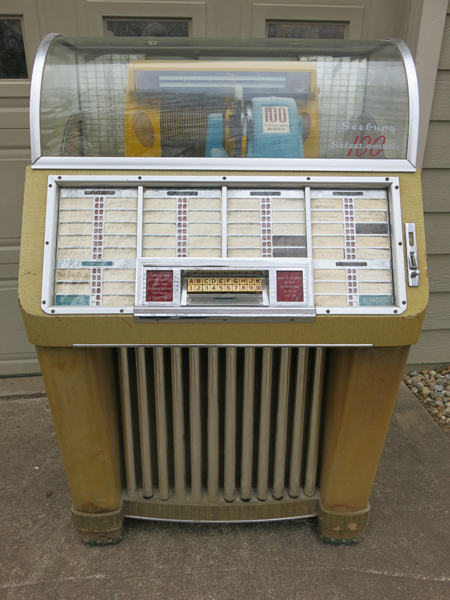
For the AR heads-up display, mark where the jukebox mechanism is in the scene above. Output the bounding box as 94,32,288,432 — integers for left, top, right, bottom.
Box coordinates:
124,61,319,159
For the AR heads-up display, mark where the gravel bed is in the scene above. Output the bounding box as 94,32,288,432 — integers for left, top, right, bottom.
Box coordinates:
403,366,450,438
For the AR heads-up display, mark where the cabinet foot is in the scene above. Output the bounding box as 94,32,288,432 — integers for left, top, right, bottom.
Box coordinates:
72,504,124,545
317,500,370,545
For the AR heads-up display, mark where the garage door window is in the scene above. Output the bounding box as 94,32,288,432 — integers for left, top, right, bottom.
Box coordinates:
105,19,189,37
0,18,27,79
267,21,346,40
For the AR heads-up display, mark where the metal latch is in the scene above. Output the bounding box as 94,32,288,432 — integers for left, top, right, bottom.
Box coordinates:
405,223,420,287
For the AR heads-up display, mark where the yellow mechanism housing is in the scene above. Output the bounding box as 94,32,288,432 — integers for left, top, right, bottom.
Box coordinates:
124,61,319,159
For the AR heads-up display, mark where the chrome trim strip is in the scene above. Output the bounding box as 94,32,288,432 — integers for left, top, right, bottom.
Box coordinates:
118,348,137,498
137,185,144,258
221,185,227,258
256,347,273,502
135,185,144,306
31,156,417,172
189,348,202,503
288,348,308,498
171,347,186,502
125,512,319,524
273,347,291,500
241,347,255,501
41,177,59,313
41,174,402,187
30,33,61,164
304,348,326,497
316,307,401,315
154,347,170,501
389,182,408,309
207,347,220,503
391,38,419,169
305,187,312,260
224,347,237,502
136,347,153,499
74,343,373,348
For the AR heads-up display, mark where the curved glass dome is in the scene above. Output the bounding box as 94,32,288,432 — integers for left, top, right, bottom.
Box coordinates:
30,36,418,170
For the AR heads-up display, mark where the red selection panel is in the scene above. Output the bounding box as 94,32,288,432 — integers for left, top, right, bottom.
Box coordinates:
276,271,303,302
146,270,173,302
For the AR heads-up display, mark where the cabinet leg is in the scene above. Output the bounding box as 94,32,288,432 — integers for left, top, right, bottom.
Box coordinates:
318,346,410,543
36,346,123,544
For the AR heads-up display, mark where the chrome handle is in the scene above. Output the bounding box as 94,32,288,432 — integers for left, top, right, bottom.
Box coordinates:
405,223,419,287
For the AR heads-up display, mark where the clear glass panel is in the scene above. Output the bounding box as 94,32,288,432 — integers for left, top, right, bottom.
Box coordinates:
267,21,346,40
38,37,411,161
105,19,189,38
0,19,27,79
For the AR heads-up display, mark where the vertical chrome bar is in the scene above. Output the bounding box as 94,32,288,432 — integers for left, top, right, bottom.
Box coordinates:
189,347,202,502
221,185,227,258
153,347,169,500
305,186,312,259
256,347,272,501
273,347,291,500
207,347,219,502
118,348,136,497
224,347,236,502
289,348,309,498
136,347,152,498
135,185,144,307
137,185,144,258
241,347,255,501
171,347,186,502
304,348,326,497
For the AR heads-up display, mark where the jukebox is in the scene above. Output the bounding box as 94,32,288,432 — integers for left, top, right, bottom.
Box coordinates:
19,35,427,544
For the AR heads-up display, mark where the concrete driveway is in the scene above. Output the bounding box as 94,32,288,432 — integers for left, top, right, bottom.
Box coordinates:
1,382,449,600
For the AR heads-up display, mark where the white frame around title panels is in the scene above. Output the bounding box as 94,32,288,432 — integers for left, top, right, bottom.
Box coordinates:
41,174,407,318
29,34,419,172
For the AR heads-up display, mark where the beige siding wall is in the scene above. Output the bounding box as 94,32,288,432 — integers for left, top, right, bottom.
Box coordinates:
408,3,450,364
